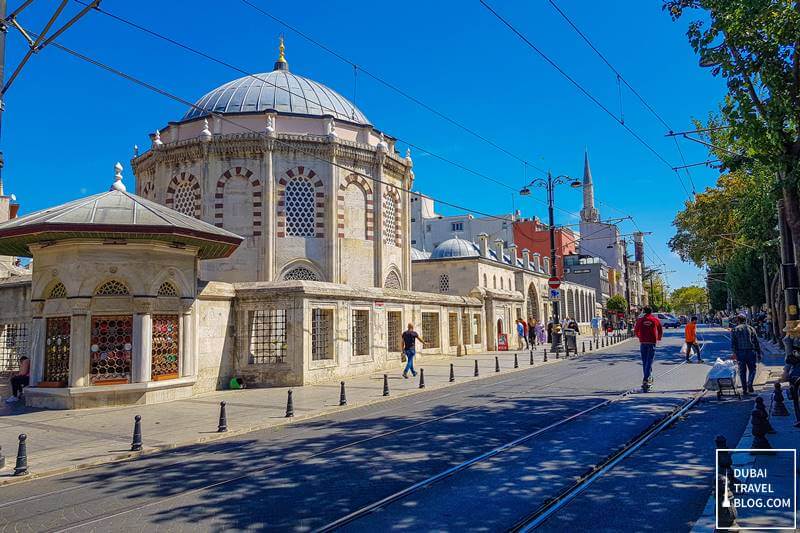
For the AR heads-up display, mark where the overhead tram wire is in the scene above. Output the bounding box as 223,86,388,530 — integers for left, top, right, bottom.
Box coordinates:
479,0,694,201
72,0,584,219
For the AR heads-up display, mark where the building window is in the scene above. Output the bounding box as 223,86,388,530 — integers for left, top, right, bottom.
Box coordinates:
426,224,431,232
483,273,487,287
152,315,179,380
385,271,402,289
411,217,416,223
439,273,450,293
48,282,67,299
421,312,440,348
312,308,333,361
44,317,70,385
473,314,482,344
94,280,130,296
462,312,471,345
0,322,28,372
501,277,504,290
493,275,497,289
249,309,287,364
352,310,370,356
90,315,133,385
387,311,402,353
284,267,320,281
448,313,459,346
451,222,464,231
285,178,316,237
384,194,398,246
172,182,197,217
411,239,416,245
157,281,179,297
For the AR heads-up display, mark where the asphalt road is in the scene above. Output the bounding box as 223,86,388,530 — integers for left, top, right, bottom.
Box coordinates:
0,327,733,532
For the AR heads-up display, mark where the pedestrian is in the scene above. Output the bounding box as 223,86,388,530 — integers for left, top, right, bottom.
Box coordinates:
684,316,703,363
535,319,546,345
402,323,426,379
602,317,609,337
526,317,537,347
546,320,553,343
634,306,663,392
591,314,601,341
515,319,528,350
4,356,30,404
731,313,760,394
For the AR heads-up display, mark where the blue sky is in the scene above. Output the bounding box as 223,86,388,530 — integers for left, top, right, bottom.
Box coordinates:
4,0,723,289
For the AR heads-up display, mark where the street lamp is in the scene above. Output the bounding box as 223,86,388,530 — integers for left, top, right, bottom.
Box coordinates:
520,172,581,352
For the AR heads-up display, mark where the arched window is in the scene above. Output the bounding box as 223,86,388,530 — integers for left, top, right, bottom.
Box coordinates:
493,275,497,289
500,277,504,290
385,270,402,289
157,281,179,297
94,280,130,296
343,183,367,239
526,284,540,320
284,267,320,281
166,172,200,218
383,194,398,246
483,273,488,287
48,282,67,299
439,274,450,293
285,179,316,237
172,182,196,217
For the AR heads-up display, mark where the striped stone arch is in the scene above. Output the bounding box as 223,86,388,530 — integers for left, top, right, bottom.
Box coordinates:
214,167,262,236
165,172,201,218
337,173,374,240
277,166,324,238
141,179,155,199
383,187,402,247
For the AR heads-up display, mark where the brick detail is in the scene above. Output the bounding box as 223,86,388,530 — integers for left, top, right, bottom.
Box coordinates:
215,167,262,237
277,165,325,239
336,173,374,239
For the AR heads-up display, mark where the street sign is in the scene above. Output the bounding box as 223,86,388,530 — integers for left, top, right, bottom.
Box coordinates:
548,277,561,289
550,289,560,299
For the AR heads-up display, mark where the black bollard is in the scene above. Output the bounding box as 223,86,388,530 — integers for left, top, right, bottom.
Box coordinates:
13,434,28,476
285,390,294,418
530,350,534,365
595,338,599,350
555,348,560,359
773,383,789,416
495,356,500,373
217,401,228,433
715,436,738,528
419,368,426,388
449,363,455,383
0,444,4,471
383,374,390,396
514,353,519,368
131,415,143,452
543,348,548,362
582,341,585,354
755,397,776,434
474,359,479,377
751,407,772,449
339,381,347,406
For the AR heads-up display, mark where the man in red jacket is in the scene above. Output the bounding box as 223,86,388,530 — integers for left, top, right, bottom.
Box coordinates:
634,306,663,391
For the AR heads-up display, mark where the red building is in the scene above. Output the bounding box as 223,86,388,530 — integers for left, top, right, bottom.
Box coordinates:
512,217,578,278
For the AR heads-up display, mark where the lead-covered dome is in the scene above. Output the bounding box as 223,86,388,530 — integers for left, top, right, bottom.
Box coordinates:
431,238,480,259
184,40,369,125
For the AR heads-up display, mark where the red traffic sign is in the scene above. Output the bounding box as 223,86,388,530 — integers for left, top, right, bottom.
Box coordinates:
548,277,561,289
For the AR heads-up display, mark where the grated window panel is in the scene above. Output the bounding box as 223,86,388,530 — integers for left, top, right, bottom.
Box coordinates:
44,317,70,384
157,282,179,297
462,313,471,345
90,315,132,384
312,308,333,361
152,315,179,379
285,179,316,237
172,183,197,217
387,311,402,352
421,312,440,348
473,314,482,344
249,309,287,364
284,267,319,281
439,274,450,293
384,271,401,289
94,280,130,296
383,195,397,246
448,313,459,346
352,310,370,357
0,323,28,373
48,282,67,299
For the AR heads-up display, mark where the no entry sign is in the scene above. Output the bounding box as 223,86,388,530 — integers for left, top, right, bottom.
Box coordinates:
548,277,561,289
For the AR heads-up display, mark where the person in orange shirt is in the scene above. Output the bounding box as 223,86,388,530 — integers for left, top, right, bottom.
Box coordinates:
684,316,703,363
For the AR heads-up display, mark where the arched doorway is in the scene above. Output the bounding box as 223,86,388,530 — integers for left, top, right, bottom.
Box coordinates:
526,283,540,321
497,318,504,335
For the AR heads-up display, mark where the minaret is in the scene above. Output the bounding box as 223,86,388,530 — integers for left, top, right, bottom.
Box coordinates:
580,150,599,222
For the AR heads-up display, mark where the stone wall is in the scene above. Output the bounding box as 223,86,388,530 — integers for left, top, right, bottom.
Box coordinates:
193,281,236,394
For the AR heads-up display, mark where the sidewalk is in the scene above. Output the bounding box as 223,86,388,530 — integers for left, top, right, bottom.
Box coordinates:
0,334,627,485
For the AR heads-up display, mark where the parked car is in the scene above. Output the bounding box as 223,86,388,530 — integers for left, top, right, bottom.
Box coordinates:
656,313,681,328
678,315,688,325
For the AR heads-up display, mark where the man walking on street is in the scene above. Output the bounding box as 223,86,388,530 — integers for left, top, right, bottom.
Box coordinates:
684,316,703,363
591,315,601,341
402,323,426,379
731,314,761,394
634,306,663,391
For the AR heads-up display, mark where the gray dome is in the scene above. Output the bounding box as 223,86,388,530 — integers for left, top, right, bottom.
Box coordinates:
431,238,480,259
184,60,369,124
411,248,432,261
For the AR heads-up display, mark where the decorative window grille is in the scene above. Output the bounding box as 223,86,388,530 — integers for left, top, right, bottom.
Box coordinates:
473,314,482,344
44,317,70,384
387,311,402,352
152,315,179,380
249,309,287,364
312,308,333,361
285,179,316,237
90,315,133,384
439,274,450,293
172,182,197,217
352,310,370,356
384,271,402,289
157,282,179,297
383,195,397,246
448,313,459,346
462,313,470,345
284,267,320,281
0,323,28,372
94,280,130,296
527,285,540,320
48,282,67,299
421,312,440,348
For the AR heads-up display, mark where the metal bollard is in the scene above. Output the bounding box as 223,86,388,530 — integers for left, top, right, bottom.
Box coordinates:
383,374,390,396
773,383,789,416
0,444,4,470
474,359,479,377
595,338,599,350
751,406,772,449
529,350,534,365
217,401,228,433
755,397,776,433
582,341,585,354
419,368,426,388
543,348,548,362
285,390,294,418
131,415,143,452
339,381,347,406
514,353,519,368
449,363,455,383
13,434,28,476
495,356,500,373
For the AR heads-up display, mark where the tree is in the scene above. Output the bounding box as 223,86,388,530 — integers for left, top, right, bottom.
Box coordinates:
670,285,708,315
706,265,729,312
643,269,668,311
606,294,628,314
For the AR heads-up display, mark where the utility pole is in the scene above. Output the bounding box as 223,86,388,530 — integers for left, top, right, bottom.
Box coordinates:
0,0,7,196
778,200,799,333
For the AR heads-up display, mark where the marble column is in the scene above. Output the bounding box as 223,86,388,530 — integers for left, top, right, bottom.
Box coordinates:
29,301,45,386
180,299,195,378
132,297,154,383
68,298,91,388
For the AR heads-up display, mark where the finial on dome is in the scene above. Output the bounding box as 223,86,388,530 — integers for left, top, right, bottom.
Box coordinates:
265,113,276,137
274,35,289,71
111,162,126,192
153,129,163,148
133,144,139,157
377,132,388,152
200,118,212,142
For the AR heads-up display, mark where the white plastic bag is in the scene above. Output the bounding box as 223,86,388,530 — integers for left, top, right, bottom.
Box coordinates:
704,357,738,391
680,343,688,355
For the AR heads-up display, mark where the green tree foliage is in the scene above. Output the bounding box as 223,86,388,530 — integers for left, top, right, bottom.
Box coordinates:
606,294,628,314
670,285,708,315
644,270,668,311
707,265,729,311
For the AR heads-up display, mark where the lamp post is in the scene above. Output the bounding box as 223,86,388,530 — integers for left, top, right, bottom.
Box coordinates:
520,172,581,352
